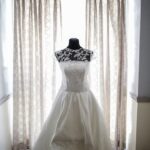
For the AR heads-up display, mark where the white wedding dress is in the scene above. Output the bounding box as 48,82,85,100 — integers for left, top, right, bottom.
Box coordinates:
32,58,113,150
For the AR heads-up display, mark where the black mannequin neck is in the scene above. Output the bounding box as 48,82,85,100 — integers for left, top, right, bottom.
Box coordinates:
67,38,82,49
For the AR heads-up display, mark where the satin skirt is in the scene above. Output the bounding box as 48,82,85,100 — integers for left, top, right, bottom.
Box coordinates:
32,88,113,150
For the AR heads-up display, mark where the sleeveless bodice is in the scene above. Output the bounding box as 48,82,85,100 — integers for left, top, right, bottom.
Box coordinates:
59,61,90,92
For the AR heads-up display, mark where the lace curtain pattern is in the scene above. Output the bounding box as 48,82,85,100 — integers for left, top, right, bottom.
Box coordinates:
13,0,62,149
85,0,127,150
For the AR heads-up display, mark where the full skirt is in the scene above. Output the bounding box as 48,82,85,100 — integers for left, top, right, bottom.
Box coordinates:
32,89,113,150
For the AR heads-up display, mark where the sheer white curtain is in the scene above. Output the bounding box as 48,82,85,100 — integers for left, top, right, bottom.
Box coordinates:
85,0,127,150
13,0,62,149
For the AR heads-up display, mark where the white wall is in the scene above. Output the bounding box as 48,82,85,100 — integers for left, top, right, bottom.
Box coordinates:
0,100,12,150
0,0,13,149
136,102,150,150
126,96,138,150
0,0,13,103
126,0,141,148
126,0,141,98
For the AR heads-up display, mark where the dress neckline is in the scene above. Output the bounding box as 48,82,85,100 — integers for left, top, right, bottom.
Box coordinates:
65,47,83,51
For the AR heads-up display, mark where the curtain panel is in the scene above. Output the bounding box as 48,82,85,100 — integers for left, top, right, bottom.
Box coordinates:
13,0,62,149
85,0,127,149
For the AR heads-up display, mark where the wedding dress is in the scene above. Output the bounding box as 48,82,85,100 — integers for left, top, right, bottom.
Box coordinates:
32,52,113,150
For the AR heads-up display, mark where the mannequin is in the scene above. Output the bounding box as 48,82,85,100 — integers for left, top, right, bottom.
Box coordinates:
55,38,93,62
66,38,82,49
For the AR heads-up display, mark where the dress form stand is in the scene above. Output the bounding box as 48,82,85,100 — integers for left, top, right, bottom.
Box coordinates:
66,38,82,49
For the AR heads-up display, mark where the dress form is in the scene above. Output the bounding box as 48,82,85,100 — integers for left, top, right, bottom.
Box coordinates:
66,38,82,49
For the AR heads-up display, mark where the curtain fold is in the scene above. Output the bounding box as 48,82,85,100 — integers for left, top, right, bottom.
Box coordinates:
13,0,62,149
85,0,127,149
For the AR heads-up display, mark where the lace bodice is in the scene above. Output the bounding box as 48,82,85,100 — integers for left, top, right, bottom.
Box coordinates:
59,61,90,92
55,48,93,62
